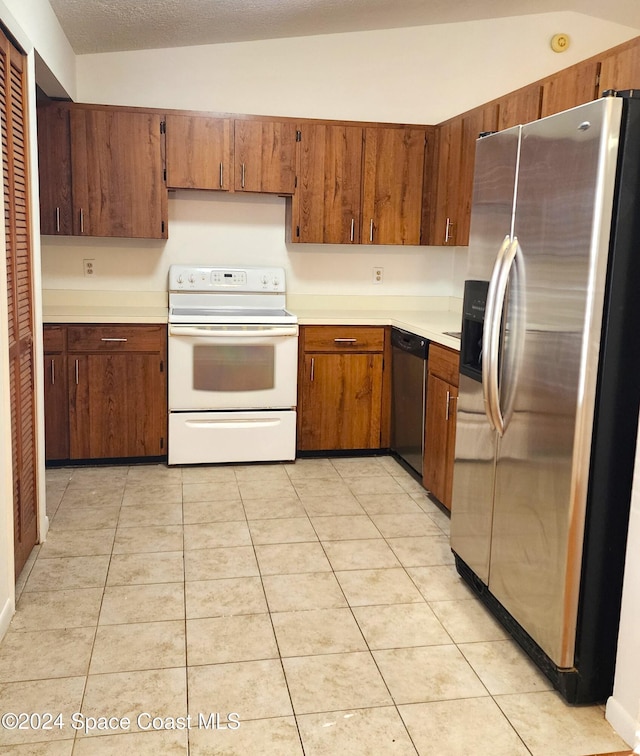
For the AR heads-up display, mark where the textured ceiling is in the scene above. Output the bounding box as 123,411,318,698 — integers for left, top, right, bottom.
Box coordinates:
49,0,640,55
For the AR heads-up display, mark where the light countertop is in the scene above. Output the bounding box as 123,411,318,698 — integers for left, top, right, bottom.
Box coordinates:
289,295,462,351
42,290,169,324
42,290,463,350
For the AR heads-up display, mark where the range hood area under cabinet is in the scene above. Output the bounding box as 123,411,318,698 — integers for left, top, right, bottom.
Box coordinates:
36,101,431,246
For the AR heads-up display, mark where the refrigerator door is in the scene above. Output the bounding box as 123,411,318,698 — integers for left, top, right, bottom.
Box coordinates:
450,126,520,583
488,97,624,667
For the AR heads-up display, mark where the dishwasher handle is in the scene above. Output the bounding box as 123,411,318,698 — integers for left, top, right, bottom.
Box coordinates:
390,327,428,359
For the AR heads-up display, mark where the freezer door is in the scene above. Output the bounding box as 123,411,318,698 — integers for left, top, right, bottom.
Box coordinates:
488,97,623,667
450,127,520,583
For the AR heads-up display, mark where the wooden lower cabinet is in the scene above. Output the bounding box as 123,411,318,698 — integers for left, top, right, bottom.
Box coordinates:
43,326,69,461
423,343,460,510
297,326,388,451
44,324,167,462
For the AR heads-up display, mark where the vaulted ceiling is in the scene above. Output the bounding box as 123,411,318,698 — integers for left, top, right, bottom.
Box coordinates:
49,0,640,55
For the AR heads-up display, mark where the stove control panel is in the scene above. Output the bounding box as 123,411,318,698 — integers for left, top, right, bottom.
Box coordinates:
169,266,286,292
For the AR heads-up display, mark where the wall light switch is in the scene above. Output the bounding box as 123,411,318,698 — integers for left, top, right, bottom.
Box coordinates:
372,267,384,284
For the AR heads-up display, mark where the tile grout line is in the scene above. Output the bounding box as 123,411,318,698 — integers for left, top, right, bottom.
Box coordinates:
245,462,308,755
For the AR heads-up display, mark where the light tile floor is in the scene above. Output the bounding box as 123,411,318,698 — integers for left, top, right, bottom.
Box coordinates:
0,456,631,755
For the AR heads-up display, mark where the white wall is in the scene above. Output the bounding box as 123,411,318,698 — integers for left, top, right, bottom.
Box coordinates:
606,424,640,747
75,12,638,123
41,11,638,302
1,0,75,98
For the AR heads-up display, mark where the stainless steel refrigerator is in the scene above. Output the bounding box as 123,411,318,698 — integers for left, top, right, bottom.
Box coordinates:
450,93,640,704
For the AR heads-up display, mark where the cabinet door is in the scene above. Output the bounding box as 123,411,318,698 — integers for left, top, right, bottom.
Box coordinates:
165,114,231,190
293,122,363,243
430,118,463,246
37,104,73,235
497,84,543,131
361,127,426,245
456,104,499,246
234,120,296,194
540,59,600,118
299,353,383,451
598,38,640,94
70,108,167,239
43,325,69,461
69,352,166,459
423,373,458,510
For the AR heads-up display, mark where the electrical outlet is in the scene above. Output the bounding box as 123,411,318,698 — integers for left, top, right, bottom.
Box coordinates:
83,259,96,277
372,267,384,284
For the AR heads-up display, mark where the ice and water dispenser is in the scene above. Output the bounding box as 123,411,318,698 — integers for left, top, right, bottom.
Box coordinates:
459,280,488,382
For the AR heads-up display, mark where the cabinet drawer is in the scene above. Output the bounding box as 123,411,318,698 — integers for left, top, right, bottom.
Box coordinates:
303,326,385,352
428,343,460,386
67,325,166,353
43,325,66,353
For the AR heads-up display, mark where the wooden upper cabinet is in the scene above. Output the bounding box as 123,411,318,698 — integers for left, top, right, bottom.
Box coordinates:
234,119,296,194
165,114,231,191
540,59,600,118
457,103,499,246
361,126,426,245
431,118,463,246
70,108,168,239
37,103,73,235
598,37,640,94
497,83,543,131
293,122,363,243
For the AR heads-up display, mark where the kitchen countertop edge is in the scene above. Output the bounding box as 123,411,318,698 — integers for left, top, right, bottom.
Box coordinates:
42,291,463,350
296,309,462,351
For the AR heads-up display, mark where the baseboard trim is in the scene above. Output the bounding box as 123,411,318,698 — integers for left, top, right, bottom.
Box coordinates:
606,695,638,749
0,595,15,641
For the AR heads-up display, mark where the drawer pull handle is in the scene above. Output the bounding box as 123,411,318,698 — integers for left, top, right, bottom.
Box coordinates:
79,208,84,234
369,219,374,242
310,357,315,382
334,338,357,343
219,161,224,188
75,359,79,385
241,162,246,189
55,207,61,233
50,358,55,385
350,218,355,242
101,338,128,342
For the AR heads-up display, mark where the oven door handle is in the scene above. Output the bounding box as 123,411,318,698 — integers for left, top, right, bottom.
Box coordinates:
169,325,298,338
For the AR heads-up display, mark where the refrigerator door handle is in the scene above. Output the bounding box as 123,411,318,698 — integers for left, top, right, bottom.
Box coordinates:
499,238,526,434
483,234,511,432
484,236,522,436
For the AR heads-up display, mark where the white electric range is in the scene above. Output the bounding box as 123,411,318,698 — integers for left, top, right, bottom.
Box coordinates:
167,265,298,465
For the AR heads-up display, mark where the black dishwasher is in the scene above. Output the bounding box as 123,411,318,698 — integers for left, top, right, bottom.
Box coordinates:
390,327,429,477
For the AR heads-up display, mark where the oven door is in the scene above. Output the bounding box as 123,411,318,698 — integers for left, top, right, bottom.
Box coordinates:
168,324,298,410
